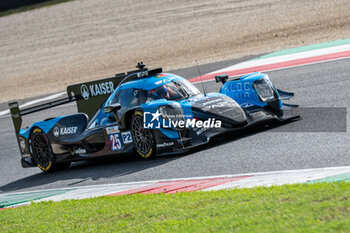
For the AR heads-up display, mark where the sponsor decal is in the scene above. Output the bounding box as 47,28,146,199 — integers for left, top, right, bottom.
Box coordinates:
157,142,174,148
135,111,143,117
221,82,252,99
224,82,251,92
137,71,148,78
202,102,226,112
202,98,222,106
60,127,78,135
143,110,221,129
53,126,78,137
80,84,90,100
202,103,239,115
33,128,42,133
38,161,52,172
106,126,119,134
137,148,152,158
194,127,208,136
53,127,59,137
241,102,254,108
80,81,115,100
75,148,87,154
122,132,132,144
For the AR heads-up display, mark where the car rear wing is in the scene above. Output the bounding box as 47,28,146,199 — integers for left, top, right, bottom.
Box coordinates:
8,97,77,135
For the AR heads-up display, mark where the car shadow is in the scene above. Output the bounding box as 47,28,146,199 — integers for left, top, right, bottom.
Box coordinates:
0,118,300,193
189,118,301,154
0,153,184,193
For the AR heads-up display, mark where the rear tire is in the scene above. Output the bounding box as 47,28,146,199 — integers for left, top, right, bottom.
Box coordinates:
30,128,67,173
130,111,156,159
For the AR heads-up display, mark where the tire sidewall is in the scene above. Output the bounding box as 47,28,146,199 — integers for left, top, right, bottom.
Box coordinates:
30,128,56,172
131,110,156,159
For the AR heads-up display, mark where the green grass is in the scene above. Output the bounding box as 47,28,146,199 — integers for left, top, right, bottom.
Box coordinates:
0,0,75,18
1,182,350,232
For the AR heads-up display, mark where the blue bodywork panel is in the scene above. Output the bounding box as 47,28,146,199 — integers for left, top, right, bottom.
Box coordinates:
20,117,63,139
220,72,282,109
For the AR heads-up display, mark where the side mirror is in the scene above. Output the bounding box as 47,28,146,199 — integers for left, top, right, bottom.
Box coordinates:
104,103,121,114
215,73,228,84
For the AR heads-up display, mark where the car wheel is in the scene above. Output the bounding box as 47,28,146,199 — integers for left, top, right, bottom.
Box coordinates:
30,128,60,173
131,110,156,159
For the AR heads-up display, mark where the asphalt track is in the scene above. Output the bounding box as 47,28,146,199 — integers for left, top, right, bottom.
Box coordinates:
0,56,349,193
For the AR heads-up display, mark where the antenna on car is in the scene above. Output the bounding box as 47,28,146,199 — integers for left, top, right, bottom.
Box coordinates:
195,60,207,96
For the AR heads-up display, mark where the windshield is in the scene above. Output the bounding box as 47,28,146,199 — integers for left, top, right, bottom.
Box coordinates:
147,79,200,101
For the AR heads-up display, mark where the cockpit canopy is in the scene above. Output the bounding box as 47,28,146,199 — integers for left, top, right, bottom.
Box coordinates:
110,74,200,105
145,78,200,101
87,73,200,129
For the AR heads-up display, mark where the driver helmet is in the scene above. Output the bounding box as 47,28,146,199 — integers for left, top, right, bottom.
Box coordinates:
150,86,169,99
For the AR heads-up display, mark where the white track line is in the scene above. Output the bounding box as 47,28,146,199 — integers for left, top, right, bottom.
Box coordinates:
33,166,350,202
0,92,66,116
0,165,349,209
2,165,350,199
213,44,350,74
193,56,350,84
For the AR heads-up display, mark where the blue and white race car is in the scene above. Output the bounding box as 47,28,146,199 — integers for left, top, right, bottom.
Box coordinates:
8,63,299,172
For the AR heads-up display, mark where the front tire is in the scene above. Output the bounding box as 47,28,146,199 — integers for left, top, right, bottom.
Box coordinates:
130,111,156,159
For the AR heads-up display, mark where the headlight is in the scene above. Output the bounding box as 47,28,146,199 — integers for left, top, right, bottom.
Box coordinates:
253,76,276,102
158,102,185,126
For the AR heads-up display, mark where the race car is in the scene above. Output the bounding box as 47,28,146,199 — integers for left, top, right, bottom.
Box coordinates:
8,62,299,172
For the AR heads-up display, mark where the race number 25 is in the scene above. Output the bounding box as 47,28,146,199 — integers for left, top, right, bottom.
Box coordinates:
109,133,123,151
